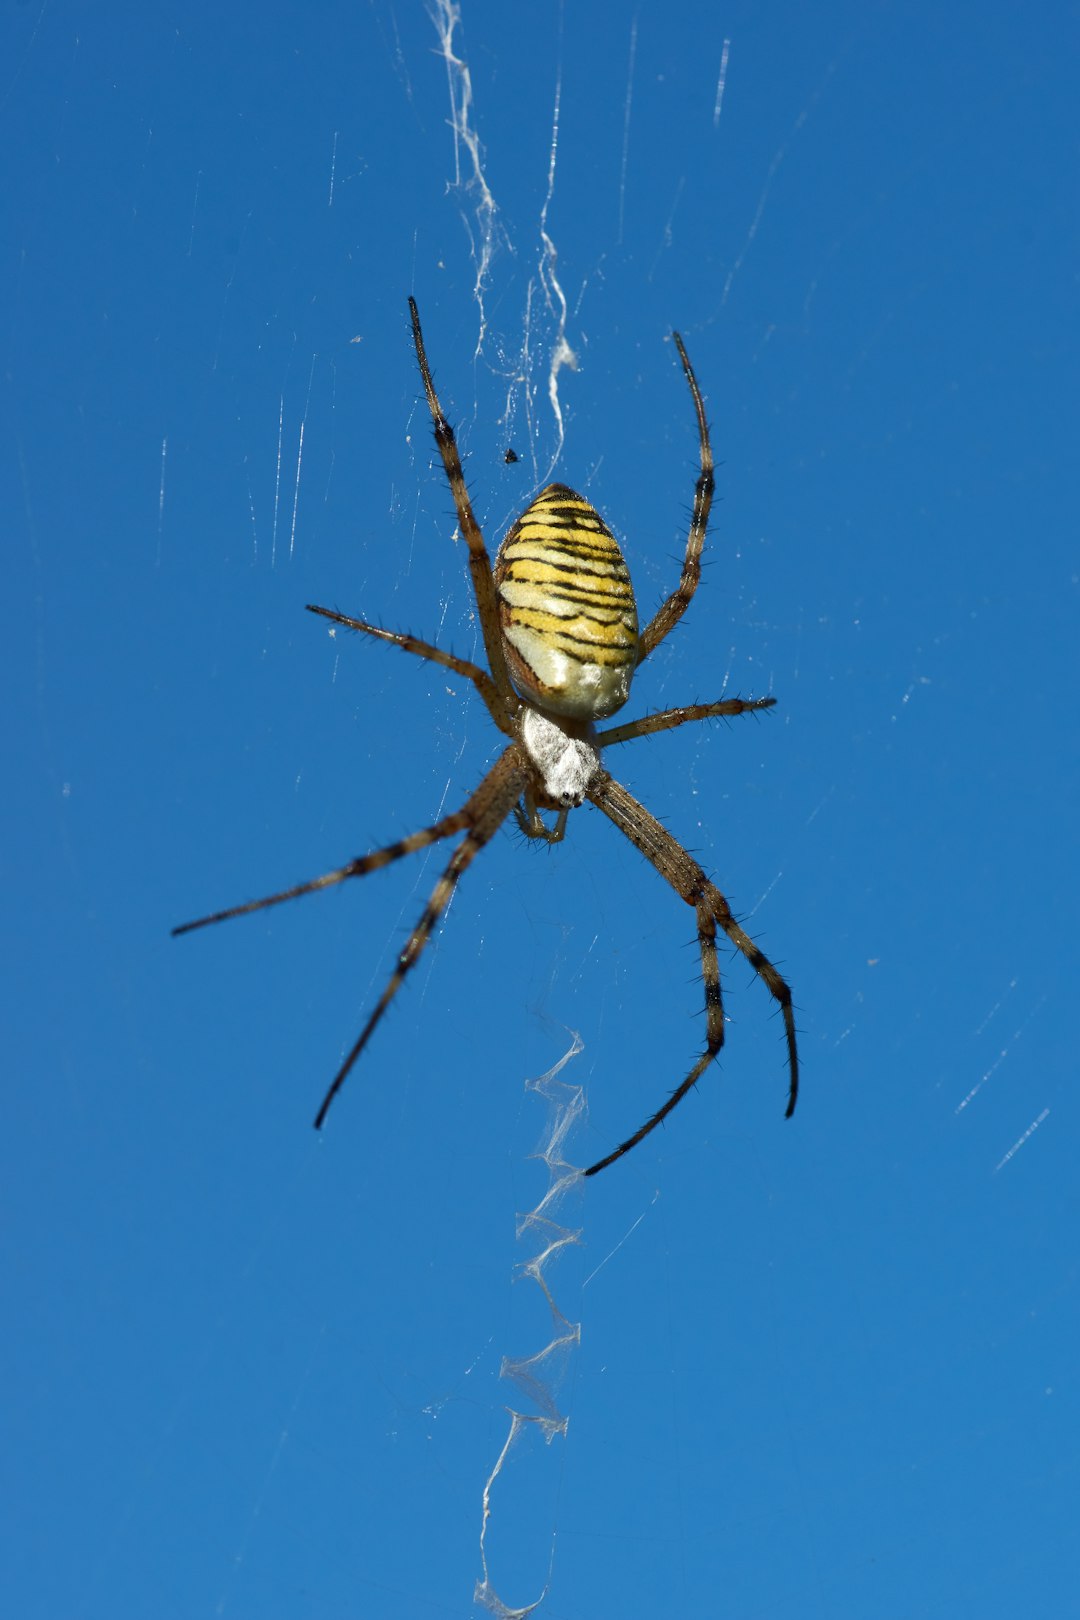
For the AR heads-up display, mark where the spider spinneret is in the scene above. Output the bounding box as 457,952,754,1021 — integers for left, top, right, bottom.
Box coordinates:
174,297,798,1176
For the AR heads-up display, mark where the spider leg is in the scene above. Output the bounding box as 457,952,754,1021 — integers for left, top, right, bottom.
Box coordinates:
636,331,714,665
306,603,510,735
597,696,776,749
313,747,527,1128
173,749,523,938
514,784,570,843
408,298,518,713
172,822,467,936
583,773,797,1176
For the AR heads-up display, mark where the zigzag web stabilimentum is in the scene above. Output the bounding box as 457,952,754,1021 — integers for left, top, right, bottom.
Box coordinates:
431,0,579,495
430,0,507,352
425,14,593,1610
473,1034,585,1618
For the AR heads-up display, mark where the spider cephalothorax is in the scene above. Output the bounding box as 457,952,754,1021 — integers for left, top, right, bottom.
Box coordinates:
175,299,798,1176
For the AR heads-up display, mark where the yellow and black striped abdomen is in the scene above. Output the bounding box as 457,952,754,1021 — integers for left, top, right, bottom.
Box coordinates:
494,483,639,721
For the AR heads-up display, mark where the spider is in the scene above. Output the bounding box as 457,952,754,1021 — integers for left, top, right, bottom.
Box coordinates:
174,298,798,1176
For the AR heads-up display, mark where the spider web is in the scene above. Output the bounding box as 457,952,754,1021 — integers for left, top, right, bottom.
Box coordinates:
8,5,1074,1620
427,23,614,1606
473,1035,585,1617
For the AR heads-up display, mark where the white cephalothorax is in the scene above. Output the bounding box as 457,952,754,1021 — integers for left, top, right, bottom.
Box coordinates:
519,706,602,807
175,297,799,1178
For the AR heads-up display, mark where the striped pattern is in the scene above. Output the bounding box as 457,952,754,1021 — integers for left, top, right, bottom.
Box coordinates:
494,483,639,720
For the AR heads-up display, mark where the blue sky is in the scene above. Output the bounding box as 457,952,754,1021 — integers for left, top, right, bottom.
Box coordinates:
5,3,1077,1616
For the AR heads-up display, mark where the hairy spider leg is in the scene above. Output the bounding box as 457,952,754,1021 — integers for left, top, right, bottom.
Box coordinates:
635,331,714,663
408,297,519,713
304,604,511,735
583,773,798,1176
171,751,520,939
597,695,776,749
313,748,527,1127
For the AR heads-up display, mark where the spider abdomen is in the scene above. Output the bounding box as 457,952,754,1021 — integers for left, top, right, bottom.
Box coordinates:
494,482,638,721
